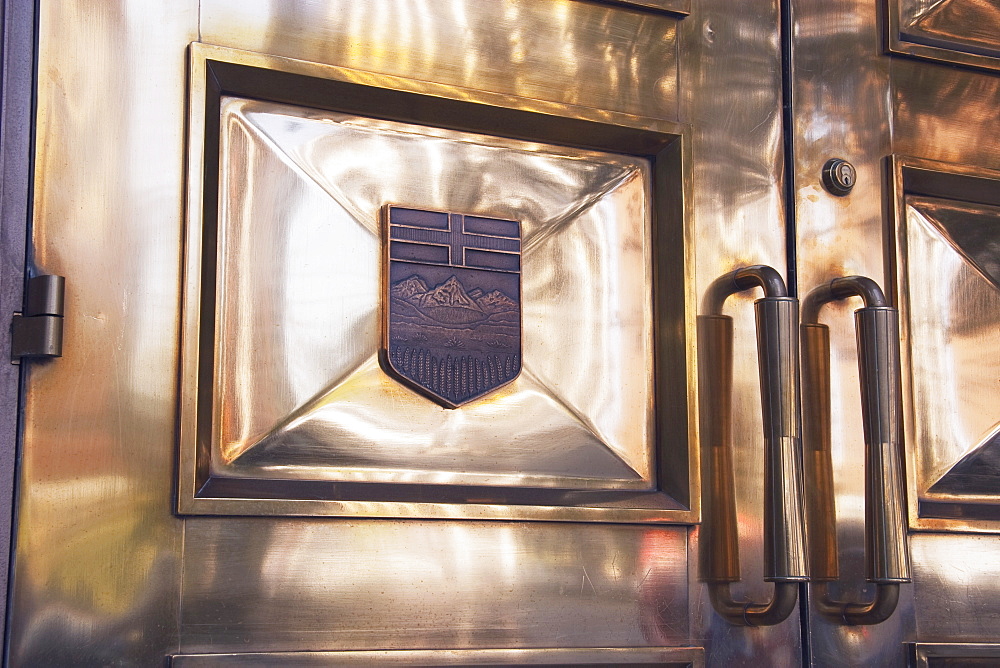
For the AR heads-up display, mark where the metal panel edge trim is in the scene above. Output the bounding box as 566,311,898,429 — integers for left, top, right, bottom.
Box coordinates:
0,0,36,655
910,642,1000,667
170,646,706,666
888,155,1000,535
178,44,699,524
0,0,36,663
596,0,691,17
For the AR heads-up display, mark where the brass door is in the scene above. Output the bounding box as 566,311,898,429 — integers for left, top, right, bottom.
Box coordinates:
7,1,1000,666
790,0,1000,665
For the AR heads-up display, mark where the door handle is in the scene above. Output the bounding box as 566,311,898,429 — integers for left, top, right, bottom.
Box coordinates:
801,276,910,625
699,265,808,626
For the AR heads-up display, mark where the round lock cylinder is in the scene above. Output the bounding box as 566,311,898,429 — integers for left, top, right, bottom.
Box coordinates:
822,158,856,196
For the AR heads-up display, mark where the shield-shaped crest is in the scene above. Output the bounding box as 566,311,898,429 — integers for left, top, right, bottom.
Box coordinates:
381,206,522,408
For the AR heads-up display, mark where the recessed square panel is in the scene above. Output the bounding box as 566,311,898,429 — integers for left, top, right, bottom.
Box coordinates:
178,45,693,520
213,96,653,489
887,0,1000,71
892,157,1000,531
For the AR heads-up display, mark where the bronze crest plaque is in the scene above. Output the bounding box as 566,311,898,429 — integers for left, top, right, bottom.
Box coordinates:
382,206,522,407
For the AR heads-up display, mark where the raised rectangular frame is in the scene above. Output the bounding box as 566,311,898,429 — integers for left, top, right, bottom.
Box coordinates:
178,44,697,522
885,0,1000,72
889,155,1000,533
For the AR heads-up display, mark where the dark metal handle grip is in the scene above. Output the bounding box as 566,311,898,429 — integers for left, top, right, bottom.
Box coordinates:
855,306,909,583
700,266,807,627
802,276,910,625
756,297,808,584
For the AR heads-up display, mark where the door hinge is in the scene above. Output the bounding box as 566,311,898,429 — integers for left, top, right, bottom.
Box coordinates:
10,275,65,363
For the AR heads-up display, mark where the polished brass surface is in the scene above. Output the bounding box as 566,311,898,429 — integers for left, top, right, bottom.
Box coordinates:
179,44,696,521
10,0,705,663
200,0,680,120
801,277,909,626
172,647,705,666
793,0,1000,659
910,534,1000,642
16,0,1000,663
698,267,807,627
7,1,198,664
910,642,1000,667
791,0,913,661
179,519,692,653
211,99,655,489
888,0,1000,72
679,0,805,659
889,157,1000,532
801,323,838,582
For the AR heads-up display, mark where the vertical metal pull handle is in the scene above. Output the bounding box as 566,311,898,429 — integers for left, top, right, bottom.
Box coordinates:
700,265,808,626
801,276,910,625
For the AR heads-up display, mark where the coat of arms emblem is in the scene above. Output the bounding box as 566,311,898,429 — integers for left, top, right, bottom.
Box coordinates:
381,206,521,408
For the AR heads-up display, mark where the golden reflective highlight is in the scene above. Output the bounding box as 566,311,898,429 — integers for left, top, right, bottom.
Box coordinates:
179,519,692,652
201,0,679,120
207,97,655,491
11,0,699,663
899,192,1000,526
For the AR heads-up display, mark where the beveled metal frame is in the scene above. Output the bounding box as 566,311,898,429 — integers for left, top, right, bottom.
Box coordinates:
178,44,698,522
597,0,690,16
884,0,1000,73
171,647,705,666
888,154,1000,533
909,643,1000,667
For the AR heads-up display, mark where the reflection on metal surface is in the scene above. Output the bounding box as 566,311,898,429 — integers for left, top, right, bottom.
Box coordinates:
699,267,807,626
179,520,692,652
179,45,695,519
791,0,900,654
888,0,1000,71
677,0,803,657
16,0,699,663
802,276,910,625
890,157,1000,531
383,207,522,408
910,533,1000,641
200,0,680,121
172,647,705,666
7,1,198,664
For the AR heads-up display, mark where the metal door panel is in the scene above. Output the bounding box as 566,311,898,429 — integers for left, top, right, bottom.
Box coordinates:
7,1,198,665
209,96,656,490
892,60,1000,165
910,534,1000,641
177,42,696,520
179,519,690,652
790,0,1000,663
9,0,705,664
677,0,805,664
788,0,914,664
27,0,1000,664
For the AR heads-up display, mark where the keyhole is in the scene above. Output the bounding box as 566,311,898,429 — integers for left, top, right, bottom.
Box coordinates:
838,163,854,187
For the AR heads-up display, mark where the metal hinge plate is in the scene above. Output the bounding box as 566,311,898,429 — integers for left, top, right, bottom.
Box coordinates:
10,275,65,363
